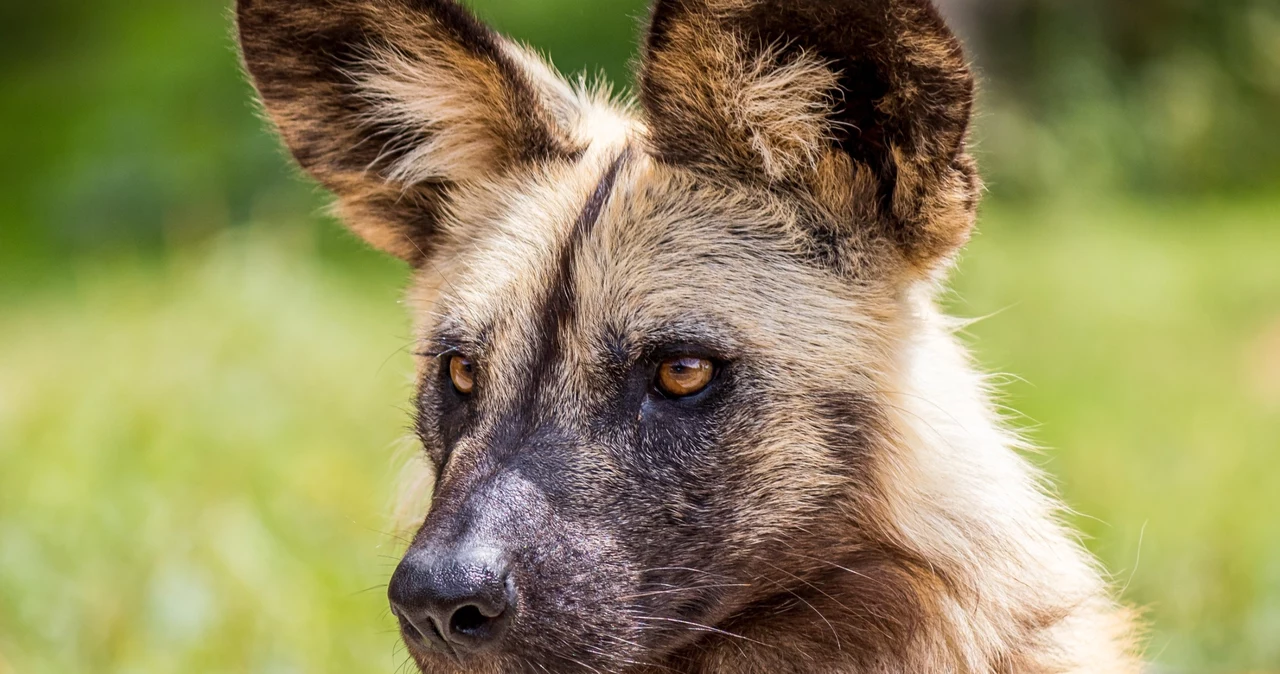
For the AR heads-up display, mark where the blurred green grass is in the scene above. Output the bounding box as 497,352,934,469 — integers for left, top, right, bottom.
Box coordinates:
1,200,1277,672
0,231,416,673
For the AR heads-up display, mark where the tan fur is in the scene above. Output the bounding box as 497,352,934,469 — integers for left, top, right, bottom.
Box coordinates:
238,1,1144,671
643,15,841,180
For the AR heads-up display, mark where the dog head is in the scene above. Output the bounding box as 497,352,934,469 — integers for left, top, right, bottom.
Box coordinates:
238,0,976,670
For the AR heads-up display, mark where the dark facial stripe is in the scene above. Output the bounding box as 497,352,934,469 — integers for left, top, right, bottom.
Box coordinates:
555,148,630,317
522,148,631,400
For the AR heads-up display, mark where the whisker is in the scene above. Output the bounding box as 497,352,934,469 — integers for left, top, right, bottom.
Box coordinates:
753,559,843,651
617,582,750,600
632,615,770,647
350,583,389,597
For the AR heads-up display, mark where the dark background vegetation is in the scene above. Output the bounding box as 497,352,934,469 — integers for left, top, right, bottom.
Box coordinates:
1,1,1277,672
3,0,1277,257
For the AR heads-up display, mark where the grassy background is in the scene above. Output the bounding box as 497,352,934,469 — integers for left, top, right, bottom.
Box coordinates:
1,0,1278,671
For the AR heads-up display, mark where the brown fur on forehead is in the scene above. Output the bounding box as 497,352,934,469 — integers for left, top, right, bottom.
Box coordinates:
570,159,901,353
237,0,592,262
641,0,981,271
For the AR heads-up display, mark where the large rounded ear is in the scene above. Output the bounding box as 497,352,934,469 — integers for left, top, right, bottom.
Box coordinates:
640,0,979,270
237,0,586,263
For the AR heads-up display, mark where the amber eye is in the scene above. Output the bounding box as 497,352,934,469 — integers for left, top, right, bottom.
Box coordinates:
449,355,476,395
656,356,715,398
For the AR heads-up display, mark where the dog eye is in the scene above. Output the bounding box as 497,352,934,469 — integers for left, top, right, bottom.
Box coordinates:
656,357,715,398
449,355,476,395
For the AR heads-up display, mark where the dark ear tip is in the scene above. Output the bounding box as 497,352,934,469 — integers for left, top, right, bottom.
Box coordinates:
234,0,271,34
235,0,338,24
235,0,265,20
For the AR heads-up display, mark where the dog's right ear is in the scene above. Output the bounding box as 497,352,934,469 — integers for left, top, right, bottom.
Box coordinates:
639,0,978,272
237,0,586,262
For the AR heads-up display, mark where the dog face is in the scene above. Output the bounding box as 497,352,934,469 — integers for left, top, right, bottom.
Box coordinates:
237,1,977,671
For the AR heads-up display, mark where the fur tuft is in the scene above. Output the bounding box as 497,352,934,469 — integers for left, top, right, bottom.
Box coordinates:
641,0,981,272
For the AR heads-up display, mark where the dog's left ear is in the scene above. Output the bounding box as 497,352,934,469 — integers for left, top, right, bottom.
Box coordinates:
641,0,978,271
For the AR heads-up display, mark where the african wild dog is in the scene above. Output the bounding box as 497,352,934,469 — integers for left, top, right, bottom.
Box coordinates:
237,0,1142,671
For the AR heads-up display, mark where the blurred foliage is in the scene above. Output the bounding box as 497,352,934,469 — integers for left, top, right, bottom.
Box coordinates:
0,0,649,257
1,0,1276,255
0,230,415,673
961,0,1280,198
0,1,294,254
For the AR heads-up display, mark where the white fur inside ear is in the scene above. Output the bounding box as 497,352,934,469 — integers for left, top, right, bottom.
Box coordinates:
645,16,840,181
500,42,635,151
353,43,509,185
350,40,634,190
732,42,840,180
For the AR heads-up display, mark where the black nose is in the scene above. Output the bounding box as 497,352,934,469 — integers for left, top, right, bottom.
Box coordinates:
388,546,514,652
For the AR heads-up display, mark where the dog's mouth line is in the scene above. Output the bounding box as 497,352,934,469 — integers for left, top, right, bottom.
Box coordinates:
396,607,701,670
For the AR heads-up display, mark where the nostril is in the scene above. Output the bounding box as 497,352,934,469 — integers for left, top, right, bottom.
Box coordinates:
449,604,492,636
389,547,515,651
395,608,446,648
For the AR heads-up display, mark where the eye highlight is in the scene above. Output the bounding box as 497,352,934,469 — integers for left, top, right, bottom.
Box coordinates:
656,357,715,398
449,355,476,395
